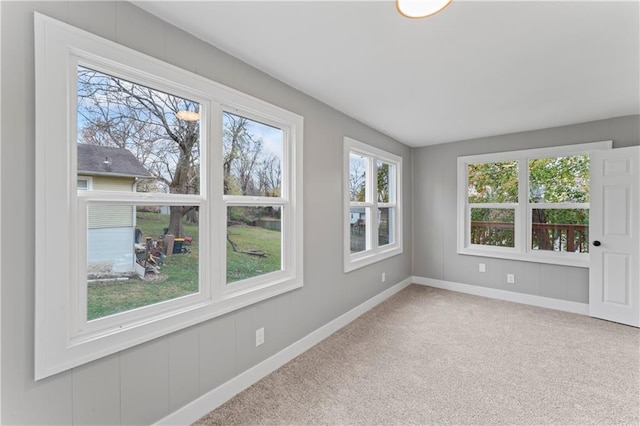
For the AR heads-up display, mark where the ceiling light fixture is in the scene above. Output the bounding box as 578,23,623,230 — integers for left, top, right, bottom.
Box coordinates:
176,110,200,122
396,0,452,19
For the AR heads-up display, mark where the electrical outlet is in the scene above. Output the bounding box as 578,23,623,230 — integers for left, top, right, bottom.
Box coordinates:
479,263,486,273
382,272,386,282
255,327,265,347
507,274,515,284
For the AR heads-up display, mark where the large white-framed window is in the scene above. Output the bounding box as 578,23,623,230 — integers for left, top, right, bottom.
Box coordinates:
344,137,403,272
34,14,303,380
457,141,611,267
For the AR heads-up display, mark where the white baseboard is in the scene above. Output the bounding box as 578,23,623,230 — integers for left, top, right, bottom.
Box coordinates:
155,277,413,425
412,276,589,315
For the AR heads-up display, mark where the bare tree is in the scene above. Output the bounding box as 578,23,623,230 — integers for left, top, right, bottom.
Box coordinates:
78,68,282,238
222,112,248,195
257,154,282,197
349,157,367,201
236,138,263,195
223,111,279,198
77,66,199,237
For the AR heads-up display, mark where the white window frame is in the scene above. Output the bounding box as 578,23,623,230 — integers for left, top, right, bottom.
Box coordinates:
344,137,403,272
457,141,611,267
34,14,303,380
220,106,301,296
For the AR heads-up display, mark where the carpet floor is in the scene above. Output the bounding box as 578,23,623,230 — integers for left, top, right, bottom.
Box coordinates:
195,285,640,425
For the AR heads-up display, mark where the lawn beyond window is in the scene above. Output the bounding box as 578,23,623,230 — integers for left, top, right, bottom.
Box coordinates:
227,206,282,283
87,211,283,319
87,211,199,320
227,226,282,282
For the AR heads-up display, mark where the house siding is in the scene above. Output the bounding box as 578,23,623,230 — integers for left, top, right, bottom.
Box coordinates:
84,176,136,229
86,176,136,272
88,205,134,229
87,227,135,273
92,175,135,192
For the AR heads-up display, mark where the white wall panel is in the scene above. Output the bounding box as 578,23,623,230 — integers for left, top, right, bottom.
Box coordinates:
72,355,120,425
120,339,169,425
168,328,200,412
198,312,238,393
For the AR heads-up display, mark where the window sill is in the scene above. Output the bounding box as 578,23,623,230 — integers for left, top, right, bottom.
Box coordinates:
345,246,403,273
458,247,589,268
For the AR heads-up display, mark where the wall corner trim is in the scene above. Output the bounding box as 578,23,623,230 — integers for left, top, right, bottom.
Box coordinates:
412,276,589,315
155,276,413,425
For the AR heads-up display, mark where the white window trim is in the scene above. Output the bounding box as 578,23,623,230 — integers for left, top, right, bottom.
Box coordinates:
457,140,612,267
34,13,303,380
344,137,403,272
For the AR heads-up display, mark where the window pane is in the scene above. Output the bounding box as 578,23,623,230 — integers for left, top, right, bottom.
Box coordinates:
222,112,283,197
349,153,368,202
87,205,199,321
77,66,200,195
377,161,395,203
350,207,368,253
378,207,394,247
529,155,589,203
227,206,282,283
470,208,515,247
468,161,518,203
77,179,89,190
532,209,589,253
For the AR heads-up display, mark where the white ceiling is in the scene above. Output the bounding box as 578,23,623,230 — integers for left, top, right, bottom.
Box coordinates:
135,1,640,147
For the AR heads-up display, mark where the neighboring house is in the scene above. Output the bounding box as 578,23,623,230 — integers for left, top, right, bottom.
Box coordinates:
77,144,152,275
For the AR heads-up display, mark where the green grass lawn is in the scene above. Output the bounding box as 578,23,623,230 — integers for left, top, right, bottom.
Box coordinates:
227,225,281,282
87,212,281,321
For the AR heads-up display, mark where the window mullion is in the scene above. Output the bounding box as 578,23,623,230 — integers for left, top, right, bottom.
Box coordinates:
224,196,287,206
530,202,590,209
518,158,529,253
349,201,372,207
468,202,518,209
370,156,378,251
77,191,204,205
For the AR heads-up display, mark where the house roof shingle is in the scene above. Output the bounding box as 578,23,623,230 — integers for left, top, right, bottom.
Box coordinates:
77,144,151,178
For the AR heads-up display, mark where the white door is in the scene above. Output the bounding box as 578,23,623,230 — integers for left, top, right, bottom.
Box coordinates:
589,146,639,327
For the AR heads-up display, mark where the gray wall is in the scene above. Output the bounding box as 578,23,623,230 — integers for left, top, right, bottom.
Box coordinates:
0,2,412,424
412,115,640,303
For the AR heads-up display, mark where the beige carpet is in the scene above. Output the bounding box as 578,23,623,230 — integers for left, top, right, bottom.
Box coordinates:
195,285,640,425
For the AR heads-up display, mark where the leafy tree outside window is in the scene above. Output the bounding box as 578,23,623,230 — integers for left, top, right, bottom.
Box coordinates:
468,161,518,248
529,155,590,253
457,141,611,267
